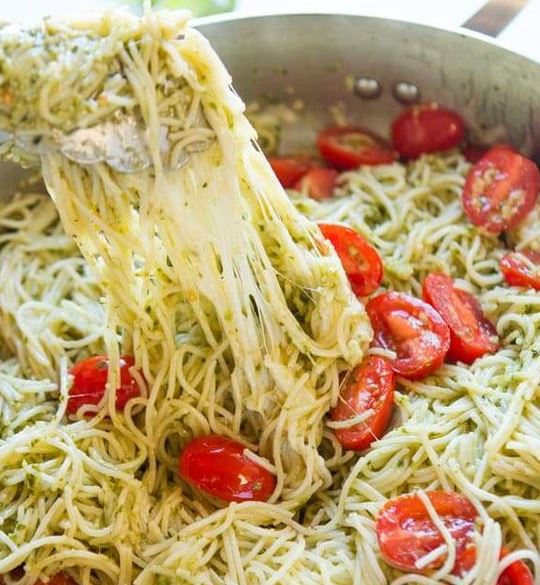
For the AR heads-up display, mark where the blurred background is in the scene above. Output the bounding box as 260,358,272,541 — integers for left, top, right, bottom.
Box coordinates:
2,0,538,61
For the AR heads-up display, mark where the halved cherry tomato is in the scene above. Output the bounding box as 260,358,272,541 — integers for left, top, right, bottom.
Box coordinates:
67,355,141,414
500,249,540,291
454,546,535,583
376,490,478,573
498,547,534,585
391,103,465,159
318,223,383,297
422,273,498,364
366,292,450,380
329,356,395,451
317,126,397,170
462,146,540,234
268,156,313,188
178,435,276,503
294,167,338,200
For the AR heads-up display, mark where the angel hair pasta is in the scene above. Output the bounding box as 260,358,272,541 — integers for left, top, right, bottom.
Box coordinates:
0,5,536,585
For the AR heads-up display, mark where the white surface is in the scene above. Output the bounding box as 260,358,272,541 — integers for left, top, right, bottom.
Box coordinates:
1,0,539,62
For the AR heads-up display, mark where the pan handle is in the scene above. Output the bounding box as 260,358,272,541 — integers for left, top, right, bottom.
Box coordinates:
462,0,529,37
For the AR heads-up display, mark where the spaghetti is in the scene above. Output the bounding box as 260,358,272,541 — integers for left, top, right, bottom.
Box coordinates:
0,6,536,585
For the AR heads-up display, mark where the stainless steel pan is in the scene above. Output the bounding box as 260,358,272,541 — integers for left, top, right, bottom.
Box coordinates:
194,6,539,162
0,4,538,195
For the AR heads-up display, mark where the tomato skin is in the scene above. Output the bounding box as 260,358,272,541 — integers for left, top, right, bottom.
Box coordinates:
294,167,338,200
329,356,395,451
376,490,478,573
269,156,313,188
498,547,534,585
178,435,276,503
462,146,540,234
318,223,383,296
422,273,498,364
67,355,141,414
500,249,540,291
391,103,465,159
366,292,450,380
317,126,397,170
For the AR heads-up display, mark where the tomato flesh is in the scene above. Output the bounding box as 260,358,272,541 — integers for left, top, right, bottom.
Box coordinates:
330,356,395,451
366,292,450,380
376,490,478,573
462,146,539,234
67,355,141,414
318,223,383,296
269,156,313,188
391,103,465,159
294,167,338,200
422,273,498,364
500,249,540,291
317,126,396,170
178,435,276,503
498,547,534,585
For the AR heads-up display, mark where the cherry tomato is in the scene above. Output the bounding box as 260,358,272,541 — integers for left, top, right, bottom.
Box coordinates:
178,435,276,503
67,355,141,414
462,146,540,234
366,292,450,380
498,547,534,585
391,103,465,159
330,356,395,451
317,126,397,170
376,490,478,573
500,249,540,291
294,167,338,200
422,273,498,364
454,546,535,583
269,156,313,188
318,223,383,297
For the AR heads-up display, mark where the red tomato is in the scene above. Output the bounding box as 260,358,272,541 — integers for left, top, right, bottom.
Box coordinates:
422,273,498,364
500,249,540,291
178,435,276,503
318,223,383,296
498,547,534,585
317,126,397,170
391,103,465,159
376,490,478,573
269,156,313,188
294,167,338,200
366,292,450,380
329,356,395,451
462,146,540,234
67,355,141,414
